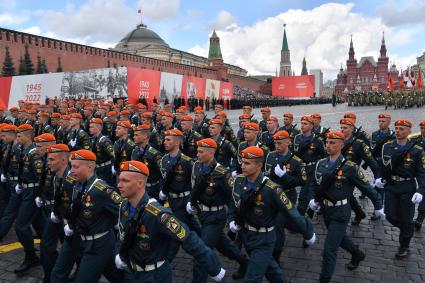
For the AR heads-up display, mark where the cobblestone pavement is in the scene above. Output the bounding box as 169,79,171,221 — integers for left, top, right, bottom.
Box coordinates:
1,103,425,282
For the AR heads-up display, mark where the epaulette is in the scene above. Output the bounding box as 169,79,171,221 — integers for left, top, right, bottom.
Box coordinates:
65,175,76,184
28,148,37,156
214,165,226,175
265,180,277,190
148,147,158,155
345,160,356,167
127,139,135,147
414,145,422,151
356,138,364,144
181,154,191,161
93,180,107,191
145,202,161,216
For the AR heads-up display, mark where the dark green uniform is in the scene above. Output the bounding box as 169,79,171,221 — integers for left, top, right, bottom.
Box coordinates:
221,125,238,148
182,130,203,159
113,137,136,175
67,128,91,151
194,117,210,138
214,135,238,170
91,134,115,186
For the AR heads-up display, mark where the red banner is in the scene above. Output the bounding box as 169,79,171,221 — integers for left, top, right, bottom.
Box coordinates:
272,75,314,98
181,76,205,100
127,67,161,105
0,77,12,109
219,81,234,100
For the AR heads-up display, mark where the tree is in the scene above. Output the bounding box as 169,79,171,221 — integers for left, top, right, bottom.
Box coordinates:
23,44,34,75
42,58,48,73
56,56,63,72
18,56,25,75
1,45,16,76
36,55,43,74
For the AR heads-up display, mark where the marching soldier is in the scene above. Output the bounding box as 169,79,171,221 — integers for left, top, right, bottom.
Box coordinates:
67,113,90,151
381,120,425,258
259,108,271,133
50,113,61,140
112,121,136,181
186,138,248,281
260,116,279,151
228,146,315,282
36,112,54,136
215,111,238,148
131,124,163,200
236,114,251,144
413,119,425,230
193,108,210,138
343,112,370,145
308,131,384,283
114,160,226,282
208,119,238,170
56,115,70,144
158,112,175,151
140,112,161,150
88,118,115,186
311,113,325,135
103,111,118,143
180,115,203,159
279,112,300,147
52,150,121,282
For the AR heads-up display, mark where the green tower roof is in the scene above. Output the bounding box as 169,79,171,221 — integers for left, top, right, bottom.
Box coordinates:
281,25,289,52
208,30,222,60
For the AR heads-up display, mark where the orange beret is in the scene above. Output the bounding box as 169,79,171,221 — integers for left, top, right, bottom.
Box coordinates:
134,124,150,131
68,107,76,112
216,111,227,118
241,146,264,159
164,129,183,137
0,124,17,133
378,114,391,119
327,131,345,140
162,111,174,118
90,118,103,125
119,161,149,177
137,104,147,110
34,133,56,143
239,114,251,120
180,115,193,122
164,103,172,108
242,105,252,109
301,116,315,124
106,111,117,117
9,107,19,112
70,150,96,161
141,112,153,119
120,110,130,116
244,122,260,131
208,118,223,125
47,144,70,153
51,113,61,118
394,119,412,128
215,104,224,109
340,118,355,127
157,110,165,116
70,113,83,119
311,113,321,119
420,120,425,127
268,116,278,122
28,109,36,114
39,112,49,117
344,112,356,119
197,138,217,149
261,107,271,113
194,109,205,114
117,120,132,129
194,106,203,112
151,103,158,107
176,109,185,114
17,124,34,133
273,130,289,140
61,115,71,120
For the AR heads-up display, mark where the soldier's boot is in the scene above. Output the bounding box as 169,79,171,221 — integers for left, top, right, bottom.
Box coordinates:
319,277,331,283
396,238,410,259
346,247,365,270
414,211,425,231
351,208,366,226
14,249,40,274
232,255,248,280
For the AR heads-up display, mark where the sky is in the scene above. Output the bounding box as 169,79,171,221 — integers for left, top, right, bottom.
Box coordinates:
1,0,424,81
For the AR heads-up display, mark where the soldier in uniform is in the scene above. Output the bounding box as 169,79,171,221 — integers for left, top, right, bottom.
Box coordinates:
264,130,308,263
115,160,226,282
241,105,256,122
186,138,248,281
50,113,61,140
259,108,271,133
140,112,161,150
131,124,163,200
193,108,210,138
236,114,251,144
88,118,115,186
52,150,121,283
308,131,384,283
112,121,136,182
293,116,327,215
36,112,54,136
208,119,238,170
180,115,203,159
279,112,300,147
344,112,370,145
413,119,425,230
103,111,118,143
158,129,201,261
229,146,315,282
381,120,425,258
216,111,238,148
56,115,70,144
67,113,90,151
158,112,175,152
311,113,325,135
260,116,279,151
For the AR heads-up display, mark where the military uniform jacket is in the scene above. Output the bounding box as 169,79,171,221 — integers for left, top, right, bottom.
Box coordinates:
131,145,163,185
293,133,326,174
381,140,425,195
371,129,394,160
409,134,425,152
148,127,161,150
72,175,122,235
260,131,277,152
214,135,238,170
221,125,238,148
91,134,115,165
102,120,117,142
56,126,69,144
236,141,269,171
114,138,136,169
182,130,203,159
354,128,371,146
311,155,381,208
160,151,193,197
52,168,76,221
236,128,245,144
20,144,44,184
38,155,55,201
35,123,54,136
265,151,307,191
279,124,300,143
194,117,210,138
1,141,18,177
67,128,91,151
259,120,268,133
190,160,233,207
229,173,312,238
343,137,380,178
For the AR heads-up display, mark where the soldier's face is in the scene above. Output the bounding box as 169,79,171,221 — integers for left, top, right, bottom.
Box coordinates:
340,124,353,137
164,136,179,152
241,158,262,177
161,117,172,127
118,172,146,199
197,147,214,163
194,114,203,123
378,118,390,130
300,121,313,133
70,118,80,127
48,152,68,173
181,121,192,132
208,124,221,136
261,112,270,120
395,126,410,140
89,123,101,136
243,129,258,142
325,139,344,155
71,160,94,182
133,131,148,145
141,117,150,125
274,139,289,153
115,126,126,138
266,121,277,132
2,133,15,143
242,108,251,115
283,117,292,126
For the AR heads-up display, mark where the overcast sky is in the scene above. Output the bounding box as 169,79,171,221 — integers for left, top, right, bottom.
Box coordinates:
1,0,424,80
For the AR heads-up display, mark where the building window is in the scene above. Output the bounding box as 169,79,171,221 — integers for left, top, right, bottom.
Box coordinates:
48,40,51,48
41,38,44,47
13,33,17,42
5,31,9,41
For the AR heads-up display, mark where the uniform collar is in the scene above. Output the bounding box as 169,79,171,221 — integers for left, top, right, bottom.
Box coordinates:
245,172,265,190
326,154,344,167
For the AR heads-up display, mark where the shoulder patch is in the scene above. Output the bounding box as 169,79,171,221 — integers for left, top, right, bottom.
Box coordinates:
127,139,135,147
65,175,76,183
293,155,302,163
145,203,161,216
148,147,158,155
414,145,422,151
345,160,356,167
110,191,123,204
214,165,226,174
181,154,191,161
93,180,107,191
265,180,278,190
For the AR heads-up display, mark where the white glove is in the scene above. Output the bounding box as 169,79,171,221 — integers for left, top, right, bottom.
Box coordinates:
64,224,74,237
111,166,117,175
50,212,60,223
0,174,6,183
35,197,44,208
186,202,195,215
69,139,77,148
15,184,23,194
374,208,385,218
159,190,167,201
210,268,226,282
304,233,316,246
374,178,386,189
231,171,237,180
114,254,128,270
308,199,320,211
412,192,423,204
274,164,287,177
229,221,240,233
